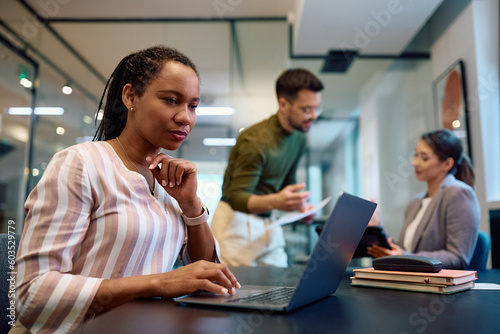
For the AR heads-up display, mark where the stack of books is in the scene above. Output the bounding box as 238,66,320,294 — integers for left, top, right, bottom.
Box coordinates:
351,268,477,294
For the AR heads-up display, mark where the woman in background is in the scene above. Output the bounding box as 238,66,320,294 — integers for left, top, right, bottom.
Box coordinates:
368,129,480,269
12,46,238,333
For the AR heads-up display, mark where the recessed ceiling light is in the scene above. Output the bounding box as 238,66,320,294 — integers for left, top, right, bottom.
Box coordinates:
95,110,104,121
196,107,235,116
8,107,64,115
35,107,64,115
8,107,32,115
20,78,32,88
62,83,73,95
202,138,236,146
83,115,93,124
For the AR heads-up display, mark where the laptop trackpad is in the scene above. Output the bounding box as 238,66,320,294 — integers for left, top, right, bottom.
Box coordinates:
176,285,288,303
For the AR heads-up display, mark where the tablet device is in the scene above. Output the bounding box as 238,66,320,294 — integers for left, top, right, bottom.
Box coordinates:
353,226,391,257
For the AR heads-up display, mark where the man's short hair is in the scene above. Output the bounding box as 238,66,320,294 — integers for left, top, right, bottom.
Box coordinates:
275,68,324,102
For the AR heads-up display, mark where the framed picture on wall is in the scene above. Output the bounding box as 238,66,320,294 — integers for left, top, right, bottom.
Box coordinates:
432,59,472,161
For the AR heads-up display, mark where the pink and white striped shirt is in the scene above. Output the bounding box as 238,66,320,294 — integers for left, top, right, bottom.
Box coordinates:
15,141,199,333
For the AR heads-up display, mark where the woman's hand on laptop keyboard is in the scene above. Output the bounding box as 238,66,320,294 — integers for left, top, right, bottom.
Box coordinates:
151,260,241,298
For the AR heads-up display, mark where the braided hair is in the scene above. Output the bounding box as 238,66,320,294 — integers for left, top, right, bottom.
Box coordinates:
93,46,199,141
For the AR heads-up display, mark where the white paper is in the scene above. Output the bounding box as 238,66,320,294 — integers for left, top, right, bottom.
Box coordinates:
266,196,332,230
471,283,500,290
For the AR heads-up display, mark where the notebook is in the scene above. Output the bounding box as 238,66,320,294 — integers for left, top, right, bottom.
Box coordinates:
174,192,377,312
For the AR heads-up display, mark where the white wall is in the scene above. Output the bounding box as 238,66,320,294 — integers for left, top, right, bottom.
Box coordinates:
360,60,434,238
430,0,500,233
472,0,500,215
359,0,499,262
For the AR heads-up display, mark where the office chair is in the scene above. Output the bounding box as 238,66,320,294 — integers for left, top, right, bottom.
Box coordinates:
467,230,491,271
1,233,21,333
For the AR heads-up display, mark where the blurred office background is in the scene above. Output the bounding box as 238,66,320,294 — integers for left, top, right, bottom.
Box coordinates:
0,0,498,265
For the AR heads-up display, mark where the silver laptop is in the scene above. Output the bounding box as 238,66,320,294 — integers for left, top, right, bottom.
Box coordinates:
175,192,377,312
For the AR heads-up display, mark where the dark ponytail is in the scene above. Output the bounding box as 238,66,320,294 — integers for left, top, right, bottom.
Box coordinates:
421,129,475,187
93,45,199,141
454,154,475,188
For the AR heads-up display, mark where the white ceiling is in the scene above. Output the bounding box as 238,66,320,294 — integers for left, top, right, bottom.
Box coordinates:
24,0,295,19
0,0,444,161
293,0,442,55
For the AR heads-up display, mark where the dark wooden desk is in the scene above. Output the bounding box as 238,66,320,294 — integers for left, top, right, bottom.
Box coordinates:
81,266,500,334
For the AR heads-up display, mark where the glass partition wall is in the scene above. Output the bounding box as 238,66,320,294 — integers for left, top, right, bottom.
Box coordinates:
0,35,98,233
0,19,362,265
0,41,36,233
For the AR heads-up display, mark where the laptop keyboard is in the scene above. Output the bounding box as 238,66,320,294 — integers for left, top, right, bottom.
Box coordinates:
227,287,295,305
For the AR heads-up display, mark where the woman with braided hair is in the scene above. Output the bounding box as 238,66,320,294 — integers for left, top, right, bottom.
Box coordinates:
12,46,239,333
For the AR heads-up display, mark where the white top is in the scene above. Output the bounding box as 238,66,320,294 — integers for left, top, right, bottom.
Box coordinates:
403,197,432,251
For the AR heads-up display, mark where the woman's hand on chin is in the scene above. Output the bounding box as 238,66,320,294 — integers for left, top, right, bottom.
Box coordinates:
147,154,199,204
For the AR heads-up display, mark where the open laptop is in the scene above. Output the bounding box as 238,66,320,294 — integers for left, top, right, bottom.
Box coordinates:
175,192,377,312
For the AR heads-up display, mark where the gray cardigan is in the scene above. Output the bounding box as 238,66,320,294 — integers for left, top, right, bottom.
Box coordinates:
398,174,480,269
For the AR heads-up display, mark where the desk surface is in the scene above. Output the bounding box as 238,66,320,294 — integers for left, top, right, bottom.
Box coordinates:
81,266,500,334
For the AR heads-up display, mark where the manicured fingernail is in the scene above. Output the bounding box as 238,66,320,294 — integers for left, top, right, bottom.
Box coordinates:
162,180,167,187
169,181,174,188
230,287,236,295
236,282,241,288
149,164,154,170
221,288,228,294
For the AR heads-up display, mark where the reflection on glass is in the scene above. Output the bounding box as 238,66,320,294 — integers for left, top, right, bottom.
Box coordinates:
0,43,34,232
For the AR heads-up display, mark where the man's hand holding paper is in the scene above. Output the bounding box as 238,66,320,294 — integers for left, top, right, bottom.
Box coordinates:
266,196,332,230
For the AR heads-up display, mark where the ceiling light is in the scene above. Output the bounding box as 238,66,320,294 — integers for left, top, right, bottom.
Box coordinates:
35,107,64,115
202,138,236,146
95,109,104,121
196,107,235,116
83,115,93,124
20,78,33,88
19,67,33,88
56,127,65,135
8,107,65,115
8,107,32,115
452,120,461,128
62,83,73,95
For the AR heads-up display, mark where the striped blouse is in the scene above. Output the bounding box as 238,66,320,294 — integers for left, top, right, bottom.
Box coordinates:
15,141,198,333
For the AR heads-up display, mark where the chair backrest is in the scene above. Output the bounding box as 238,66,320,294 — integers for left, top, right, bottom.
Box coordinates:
0,233,21,333
467,230,491,271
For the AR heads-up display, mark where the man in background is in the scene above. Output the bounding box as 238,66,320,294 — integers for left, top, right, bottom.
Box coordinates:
210,68,324,267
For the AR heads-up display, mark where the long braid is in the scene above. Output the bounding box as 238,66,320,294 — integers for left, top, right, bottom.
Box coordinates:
93,55,132,141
